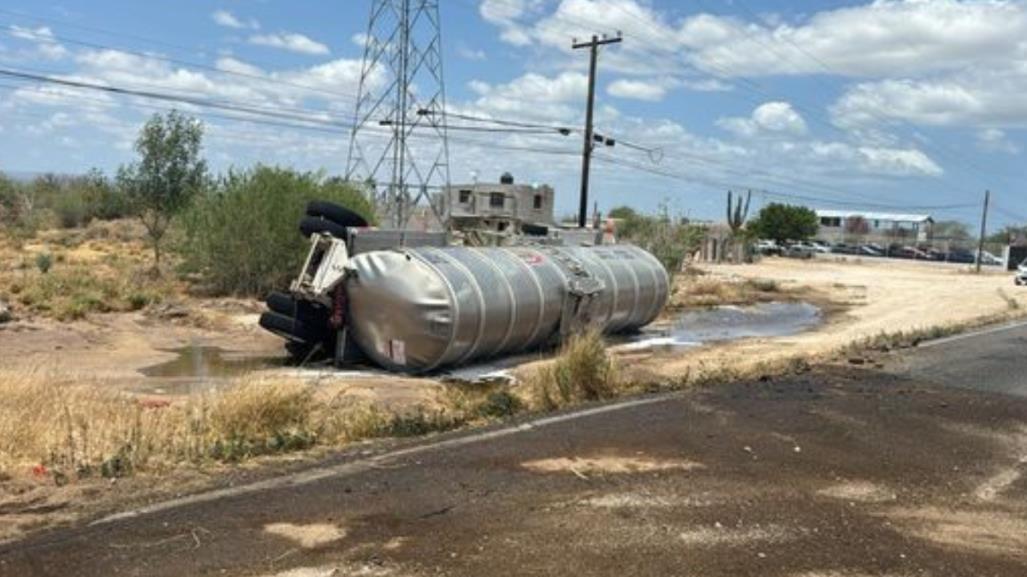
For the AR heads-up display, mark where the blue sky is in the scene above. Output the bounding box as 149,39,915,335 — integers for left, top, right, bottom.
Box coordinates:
0,0,1024,227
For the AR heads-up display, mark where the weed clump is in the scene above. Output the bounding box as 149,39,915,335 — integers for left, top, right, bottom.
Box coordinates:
527,330,618,410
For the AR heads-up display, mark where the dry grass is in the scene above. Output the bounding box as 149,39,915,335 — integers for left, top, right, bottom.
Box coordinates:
0,219,171,321
0,374,476,482
670,277,784,310
525,329,619,410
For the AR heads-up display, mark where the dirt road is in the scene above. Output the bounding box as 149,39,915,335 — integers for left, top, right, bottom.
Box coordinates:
4,325,1027,577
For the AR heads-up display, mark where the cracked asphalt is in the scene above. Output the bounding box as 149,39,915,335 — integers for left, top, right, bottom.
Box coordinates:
3,325,1027,577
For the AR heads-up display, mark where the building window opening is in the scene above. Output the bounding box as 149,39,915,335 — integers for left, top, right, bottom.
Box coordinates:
459,189,471,203
533,194,543,209
490,192,505,208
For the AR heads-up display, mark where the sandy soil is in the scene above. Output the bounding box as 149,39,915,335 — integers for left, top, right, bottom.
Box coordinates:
0,305,279,383
631,256,1027,380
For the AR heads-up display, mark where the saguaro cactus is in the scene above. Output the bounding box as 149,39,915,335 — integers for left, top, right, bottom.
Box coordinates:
726,189,751,234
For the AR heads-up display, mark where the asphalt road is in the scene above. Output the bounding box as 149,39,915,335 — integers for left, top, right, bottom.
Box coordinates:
886,321,1027,397
4,330,1027,577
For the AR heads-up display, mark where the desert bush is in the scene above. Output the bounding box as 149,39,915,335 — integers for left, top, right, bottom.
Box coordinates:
34,252,52,274
14,266,168,320
179,165,374,296
527,329,617,410
612,204,705,274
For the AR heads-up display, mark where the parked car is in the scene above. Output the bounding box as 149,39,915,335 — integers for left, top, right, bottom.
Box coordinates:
783,243,815,259
1016,258,1027,286
945,249,977,264
858,245,883,257
891,246,931,260
830,243,861,255
808,240,832,253
980,251,1003,266
754,239,782,256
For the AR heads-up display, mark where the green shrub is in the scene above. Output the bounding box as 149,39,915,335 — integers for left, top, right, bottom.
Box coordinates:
35,252,52,274
612,204,705,275
179,165,375,296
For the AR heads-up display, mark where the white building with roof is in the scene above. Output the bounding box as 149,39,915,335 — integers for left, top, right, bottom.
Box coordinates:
815,209,934,244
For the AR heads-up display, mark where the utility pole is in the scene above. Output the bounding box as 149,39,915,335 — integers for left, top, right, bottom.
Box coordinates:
572,33,621,228
976,189,990,274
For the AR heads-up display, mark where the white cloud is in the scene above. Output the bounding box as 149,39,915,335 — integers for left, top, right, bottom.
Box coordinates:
215,57,264,77
466,71,588,119
480,0,544,46
857,146,943,177
718,101,807,137
250,33,330,56
9,25,67,60
607,79,666,102
457,44,487,61
976,128,1021,154
211,10,259,30
678,0,1027,78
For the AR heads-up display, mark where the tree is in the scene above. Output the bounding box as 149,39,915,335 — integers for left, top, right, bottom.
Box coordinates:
749,203,819,243
179,166,374,295
608,206,637,220
117,110,207,270
933,220,971,242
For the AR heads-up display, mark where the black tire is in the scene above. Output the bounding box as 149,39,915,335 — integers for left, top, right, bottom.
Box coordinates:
259,311,322,343
521,222,548,236
266,291,296,316
306,201,369,228
299,215,348,239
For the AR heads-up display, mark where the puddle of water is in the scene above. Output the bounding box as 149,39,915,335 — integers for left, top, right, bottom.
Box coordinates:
136,345,285,395
622,302,822,351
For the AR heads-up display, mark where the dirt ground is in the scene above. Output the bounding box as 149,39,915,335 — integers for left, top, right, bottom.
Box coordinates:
3,252,1024,396
627,256,1027,381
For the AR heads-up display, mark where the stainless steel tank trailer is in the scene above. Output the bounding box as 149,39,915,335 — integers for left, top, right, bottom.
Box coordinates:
259,201,671,373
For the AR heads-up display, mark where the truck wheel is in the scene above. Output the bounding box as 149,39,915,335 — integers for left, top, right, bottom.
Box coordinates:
299,216,348,239
265,292,296,316
259,311,322,343
306,201,369,228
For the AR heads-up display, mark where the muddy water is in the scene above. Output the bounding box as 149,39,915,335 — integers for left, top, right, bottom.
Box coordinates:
135,345,286,395
448,302,823,382
618,301,823,351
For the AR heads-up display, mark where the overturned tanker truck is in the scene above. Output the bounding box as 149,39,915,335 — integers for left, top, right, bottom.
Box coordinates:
259,201,670,373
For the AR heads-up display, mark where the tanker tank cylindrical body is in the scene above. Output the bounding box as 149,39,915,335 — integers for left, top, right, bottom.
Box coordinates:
344,244,669,373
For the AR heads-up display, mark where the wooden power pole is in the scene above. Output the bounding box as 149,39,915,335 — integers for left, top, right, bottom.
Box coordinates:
976,189,990,274
573,33,621,228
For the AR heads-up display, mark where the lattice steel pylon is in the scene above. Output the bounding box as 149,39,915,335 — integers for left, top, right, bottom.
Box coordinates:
346,0,451,229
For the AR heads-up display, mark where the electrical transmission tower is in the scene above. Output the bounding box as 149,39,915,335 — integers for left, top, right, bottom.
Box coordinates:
346,0,451,229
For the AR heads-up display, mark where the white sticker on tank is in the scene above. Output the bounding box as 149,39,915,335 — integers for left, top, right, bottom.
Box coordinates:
390,339,406,365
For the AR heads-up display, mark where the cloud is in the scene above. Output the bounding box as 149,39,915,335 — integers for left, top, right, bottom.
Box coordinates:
9,25,67,60
976,128,1021,154
457,44,487,61
678,0,1027,79
718,102,807,137
857,146,943,177
466,71,588,119
211,10,259,30
480,0,544,46
607,79,666,102
250,33,330,56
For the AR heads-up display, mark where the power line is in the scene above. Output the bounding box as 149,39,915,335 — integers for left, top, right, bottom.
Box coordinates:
593,152,979,213
0,22,363,105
